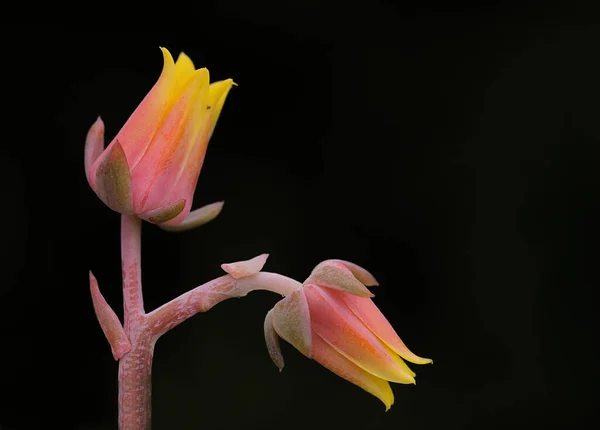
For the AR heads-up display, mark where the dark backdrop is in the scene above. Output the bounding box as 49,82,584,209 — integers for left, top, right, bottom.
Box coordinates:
1,4,599,430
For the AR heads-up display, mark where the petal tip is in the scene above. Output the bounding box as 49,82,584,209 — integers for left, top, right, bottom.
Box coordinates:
176,51,191,62
159,47,175,65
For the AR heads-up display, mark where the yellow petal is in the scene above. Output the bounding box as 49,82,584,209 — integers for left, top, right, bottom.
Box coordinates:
342,293,433,365
186,68,212,141
384,343,416,379
207,79,235,139
172,51,197,104
312,330,395,411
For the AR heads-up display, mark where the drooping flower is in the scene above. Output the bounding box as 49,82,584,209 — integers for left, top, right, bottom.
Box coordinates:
85,47,234,228
263,260,432,410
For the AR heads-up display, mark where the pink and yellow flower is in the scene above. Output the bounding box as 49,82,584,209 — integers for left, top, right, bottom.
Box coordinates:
85,47,234,227
264,260,432,410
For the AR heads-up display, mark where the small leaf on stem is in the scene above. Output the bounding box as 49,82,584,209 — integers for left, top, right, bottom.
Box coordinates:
89,271,131,360
221,253,269,279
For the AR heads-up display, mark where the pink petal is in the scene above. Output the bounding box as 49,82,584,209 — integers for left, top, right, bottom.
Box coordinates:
89,271,131,360
272,288,312,357
89,139,133,214
305,285,415,384
311,330,394,411
131,68,210,218
305,262,373,298
221,254,269,279
115,47,176,171
341,293,432,365
264,308,284,371
159,201,224,232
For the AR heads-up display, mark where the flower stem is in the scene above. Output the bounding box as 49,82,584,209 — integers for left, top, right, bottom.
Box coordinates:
118,214,151,430
121,214,144,332
146,272,301,339
114,214,302,429
118,328,154,429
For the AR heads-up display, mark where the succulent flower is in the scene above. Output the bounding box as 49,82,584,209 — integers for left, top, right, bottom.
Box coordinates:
85,47,234,228
264,260,432,410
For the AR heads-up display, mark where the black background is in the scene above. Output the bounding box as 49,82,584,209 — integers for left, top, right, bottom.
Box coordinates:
1,4,599,429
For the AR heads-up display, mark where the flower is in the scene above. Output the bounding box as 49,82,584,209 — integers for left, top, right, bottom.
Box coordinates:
263,260,432,410
84,47,234,226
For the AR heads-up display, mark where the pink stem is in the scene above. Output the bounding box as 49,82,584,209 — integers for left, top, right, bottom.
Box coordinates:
146,272,301,339
118,214,151,430
121,214,144,332
115,214,301,429
118,327,155,430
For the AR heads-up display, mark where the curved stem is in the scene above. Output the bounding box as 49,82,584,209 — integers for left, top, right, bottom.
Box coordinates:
146,272,301,340
119,214,150,430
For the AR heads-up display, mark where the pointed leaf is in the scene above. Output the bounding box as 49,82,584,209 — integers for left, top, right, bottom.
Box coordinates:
264,308,284,371
84,116,105,186
91,139,133,214
139,199,186,224
221,254,269,279
159,201,224,232
324,259,379,287
89,271,131,360
305,261,373,298
272,288,312,357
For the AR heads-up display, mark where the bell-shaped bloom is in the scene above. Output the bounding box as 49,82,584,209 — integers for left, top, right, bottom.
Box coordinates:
85,47,234,227
263,260,432,410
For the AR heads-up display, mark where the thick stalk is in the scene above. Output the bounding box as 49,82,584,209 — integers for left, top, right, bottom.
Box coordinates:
118,327,154,430
118,215,150,430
